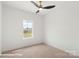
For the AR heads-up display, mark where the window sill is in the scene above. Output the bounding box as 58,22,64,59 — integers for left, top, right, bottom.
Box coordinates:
23,37,33,39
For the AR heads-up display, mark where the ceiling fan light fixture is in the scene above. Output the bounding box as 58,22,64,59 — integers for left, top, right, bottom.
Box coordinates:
39,8,43,10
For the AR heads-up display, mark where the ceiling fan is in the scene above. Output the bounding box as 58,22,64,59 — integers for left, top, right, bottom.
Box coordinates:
31,1,55,13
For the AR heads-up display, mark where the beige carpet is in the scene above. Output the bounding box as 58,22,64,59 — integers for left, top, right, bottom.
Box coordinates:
0,43,79,58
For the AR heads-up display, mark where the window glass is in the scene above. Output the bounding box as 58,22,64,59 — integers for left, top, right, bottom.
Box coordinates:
23,20,32,38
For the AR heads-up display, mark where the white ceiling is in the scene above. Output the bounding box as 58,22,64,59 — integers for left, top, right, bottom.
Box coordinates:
2,1,56,15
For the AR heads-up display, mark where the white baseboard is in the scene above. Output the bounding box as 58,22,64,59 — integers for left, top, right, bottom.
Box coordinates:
65,50,79,56
44,42,79,57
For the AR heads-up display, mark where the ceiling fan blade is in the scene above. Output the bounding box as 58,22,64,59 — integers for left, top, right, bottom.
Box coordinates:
36,10,39,13
43,5,55,9
30,1,39,8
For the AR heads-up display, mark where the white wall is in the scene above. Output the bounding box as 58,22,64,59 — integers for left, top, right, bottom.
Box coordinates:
2,4,43,52
44,2,79,56
0,2,2,54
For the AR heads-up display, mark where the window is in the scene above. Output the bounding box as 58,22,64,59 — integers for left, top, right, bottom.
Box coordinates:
23,20,32,38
